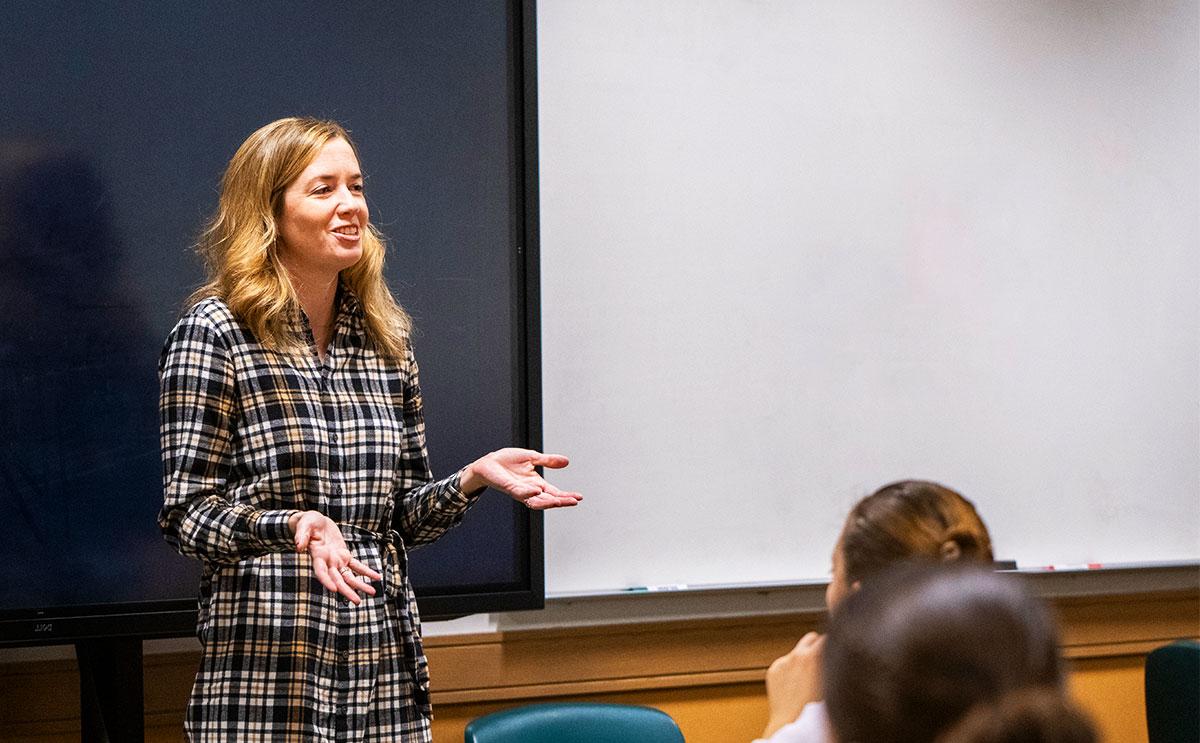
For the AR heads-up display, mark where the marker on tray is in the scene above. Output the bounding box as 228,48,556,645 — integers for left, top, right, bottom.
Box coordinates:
624,584,689,592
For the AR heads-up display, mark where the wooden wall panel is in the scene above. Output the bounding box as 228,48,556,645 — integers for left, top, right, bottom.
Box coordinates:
1067,655,1151,743
423,613,822,703
1,589,1195,743
429,684,769,743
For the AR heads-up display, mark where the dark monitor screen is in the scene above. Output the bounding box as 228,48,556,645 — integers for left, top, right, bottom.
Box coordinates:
0,0,541,644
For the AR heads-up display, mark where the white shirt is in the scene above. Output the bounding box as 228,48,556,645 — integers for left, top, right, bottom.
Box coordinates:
754,701,832,743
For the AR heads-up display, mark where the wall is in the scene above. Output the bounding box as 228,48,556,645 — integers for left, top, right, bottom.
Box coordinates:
2,587,1195,742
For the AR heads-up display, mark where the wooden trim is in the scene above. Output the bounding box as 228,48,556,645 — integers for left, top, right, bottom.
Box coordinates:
1054,591,1200,658
433,670,767,705
0,588,1195,738
418,589,1198,705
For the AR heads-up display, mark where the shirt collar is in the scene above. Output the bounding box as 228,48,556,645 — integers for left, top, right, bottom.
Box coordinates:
283,279,366,346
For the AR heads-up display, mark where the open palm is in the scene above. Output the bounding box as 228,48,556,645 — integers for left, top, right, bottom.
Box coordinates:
462,447,583,510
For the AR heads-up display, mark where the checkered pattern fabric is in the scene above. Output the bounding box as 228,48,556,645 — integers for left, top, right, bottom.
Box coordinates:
159,289,479,742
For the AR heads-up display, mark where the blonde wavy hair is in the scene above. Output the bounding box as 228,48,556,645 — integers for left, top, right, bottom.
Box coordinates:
189,117,411,360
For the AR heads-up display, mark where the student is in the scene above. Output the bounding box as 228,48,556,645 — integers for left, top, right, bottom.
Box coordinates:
758,480,994,742
823,563,1096,743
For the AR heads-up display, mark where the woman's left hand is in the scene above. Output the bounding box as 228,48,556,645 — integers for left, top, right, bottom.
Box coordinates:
460,447,583,509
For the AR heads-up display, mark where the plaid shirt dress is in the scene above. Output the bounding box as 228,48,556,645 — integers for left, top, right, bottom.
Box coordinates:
158,289,480,742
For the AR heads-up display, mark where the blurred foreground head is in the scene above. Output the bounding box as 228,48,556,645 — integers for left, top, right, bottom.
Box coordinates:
823,563,1097,743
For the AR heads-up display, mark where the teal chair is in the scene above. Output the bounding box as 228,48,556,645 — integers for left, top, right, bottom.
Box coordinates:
1145,639,1200,743
464,702,686,743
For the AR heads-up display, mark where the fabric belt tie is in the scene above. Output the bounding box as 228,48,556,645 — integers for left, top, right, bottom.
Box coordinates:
339,523,431,714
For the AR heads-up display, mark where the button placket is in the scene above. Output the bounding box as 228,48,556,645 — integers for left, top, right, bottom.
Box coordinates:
321,372,343,510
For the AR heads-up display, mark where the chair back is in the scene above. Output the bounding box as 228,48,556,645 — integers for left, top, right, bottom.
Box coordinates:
464,702,686,743
1145,639,1200,743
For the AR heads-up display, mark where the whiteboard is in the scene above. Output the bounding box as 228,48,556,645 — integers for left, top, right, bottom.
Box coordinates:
536,0,1199,595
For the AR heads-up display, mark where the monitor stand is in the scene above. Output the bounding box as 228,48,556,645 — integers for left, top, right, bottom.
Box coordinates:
76,638,144,742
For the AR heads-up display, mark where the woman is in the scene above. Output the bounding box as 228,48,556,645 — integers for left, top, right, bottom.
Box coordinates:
823,563,1096,743
158,117,581,741
758,480,993,742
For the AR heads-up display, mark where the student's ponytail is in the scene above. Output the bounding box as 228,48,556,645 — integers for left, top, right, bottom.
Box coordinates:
939,526,989,563
840,480,994,584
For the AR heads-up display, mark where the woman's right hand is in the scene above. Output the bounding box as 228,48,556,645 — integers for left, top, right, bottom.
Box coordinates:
762,631,826,738
289,511,383,605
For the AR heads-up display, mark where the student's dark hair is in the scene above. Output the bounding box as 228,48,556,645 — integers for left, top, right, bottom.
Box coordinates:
937,687,1098,743
823,563,1096,743
840,480,993,584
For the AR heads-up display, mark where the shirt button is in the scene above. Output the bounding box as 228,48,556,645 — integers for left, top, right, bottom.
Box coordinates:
333,485,343,496
339,650,350,662
329,432,338,442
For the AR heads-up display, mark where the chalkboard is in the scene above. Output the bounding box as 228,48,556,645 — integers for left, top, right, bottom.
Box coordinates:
0,0,541,643
536,0,1199,595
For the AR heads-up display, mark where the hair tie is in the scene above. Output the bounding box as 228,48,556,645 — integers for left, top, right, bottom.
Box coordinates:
939,539,962,561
